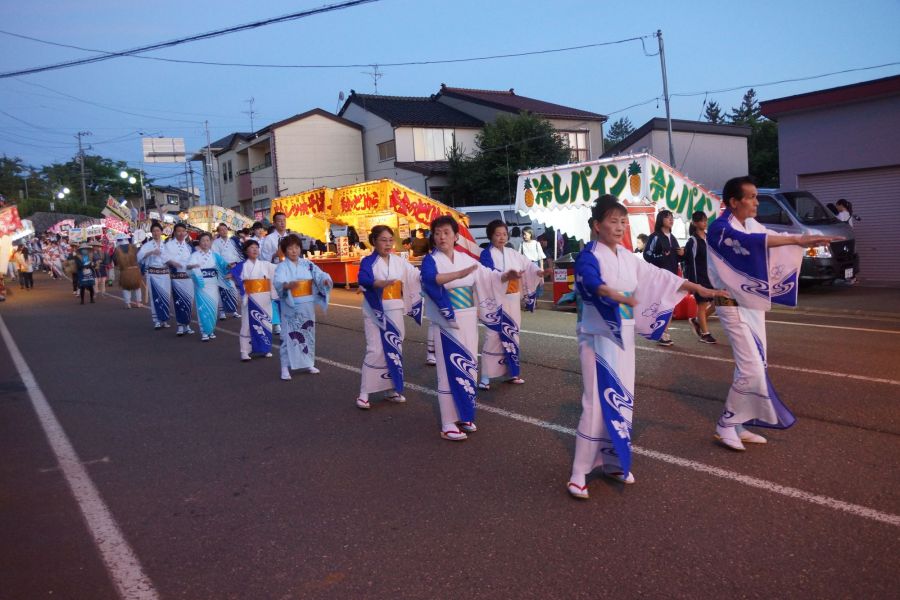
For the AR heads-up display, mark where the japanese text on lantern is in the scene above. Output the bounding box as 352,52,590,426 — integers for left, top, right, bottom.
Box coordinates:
274,189,326,218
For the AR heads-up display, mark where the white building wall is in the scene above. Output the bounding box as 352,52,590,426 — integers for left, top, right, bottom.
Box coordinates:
341,104,394,181
272,114,364,195
394,127,415,162
216,148,240,209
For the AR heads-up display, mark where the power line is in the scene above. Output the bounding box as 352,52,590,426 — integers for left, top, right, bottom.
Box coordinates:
0,0,383,79
0,29,653,70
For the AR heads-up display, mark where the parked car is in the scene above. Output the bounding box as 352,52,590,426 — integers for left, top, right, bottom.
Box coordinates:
458,205,546,249
716,188,859,283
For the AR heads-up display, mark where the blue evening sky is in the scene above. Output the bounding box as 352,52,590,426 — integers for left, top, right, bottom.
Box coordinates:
1,0,898,195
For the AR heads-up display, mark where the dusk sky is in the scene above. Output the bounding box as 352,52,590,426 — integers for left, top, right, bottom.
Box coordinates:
1,0,898,197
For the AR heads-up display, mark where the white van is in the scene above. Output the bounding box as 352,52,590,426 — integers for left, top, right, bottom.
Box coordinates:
458,205,546,249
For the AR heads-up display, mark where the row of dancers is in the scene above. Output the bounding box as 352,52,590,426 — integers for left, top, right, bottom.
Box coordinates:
132,177,837,500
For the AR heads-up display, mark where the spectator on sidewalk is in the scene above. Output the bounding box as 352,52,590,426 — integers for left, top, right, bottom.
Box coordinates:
684,211,716,344
16,246,34,290
76,244,97,304
643,210,683,346
520,226,546,269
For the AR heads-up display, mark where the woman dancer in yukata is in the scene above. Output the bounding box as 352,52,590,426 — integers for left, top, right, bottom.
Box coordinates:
188,232,234,342
356,225,423,410
478,219,544,390
706,176,837,451
165,222,196,337
274,234,332,380
136,222,172,330
212,222,244,320
420,215,522,442
230,239,276,362
567,196,724,500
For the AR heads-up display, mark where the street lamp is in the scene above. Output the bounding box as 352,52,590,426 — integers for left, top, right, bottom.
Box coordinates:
51,187,70,211
120,169,146,215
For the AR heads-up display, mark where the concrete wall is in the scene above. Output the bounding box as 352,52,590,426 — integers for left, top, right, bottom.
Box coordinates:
776,95,900,187
272,114,364,195
216,149,240,210
612,130,747,191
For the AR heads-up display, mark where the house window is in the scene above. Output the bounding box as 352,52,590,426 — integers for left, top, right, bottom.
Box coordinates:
263,152,272,168
227,160,233,182
165,194,179,205
252,184,269,197
377,139,396,161
221,162,228,182
412,128,455,161
561,131,589,162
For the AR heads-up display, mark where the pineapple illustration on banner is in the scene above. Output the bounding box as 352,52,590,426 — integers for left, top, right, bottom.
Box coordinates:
628,161,642,197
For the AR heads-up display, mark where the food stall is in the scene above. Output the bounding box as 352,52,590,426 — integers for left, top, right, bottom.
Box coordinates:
270,179,475,287
185,205,253,233
515,152,721,309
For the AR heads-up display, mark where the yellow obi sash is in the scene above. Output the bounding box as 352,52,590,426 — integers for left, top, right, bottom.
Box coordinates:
244,279,271,294
447,286,475,310
290,279,313,297
383,281,403,300
506,279,520,294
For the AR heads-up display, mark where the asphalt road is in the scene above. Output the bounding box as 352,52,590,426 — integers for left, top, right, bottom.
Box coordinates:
2,275,899,600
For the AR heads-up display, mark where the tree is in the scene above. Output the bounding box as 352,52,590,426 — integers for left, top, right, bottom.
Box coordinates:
703,100,726,124
446,112,571,206
727,89,778,187
729,88,762,126
603,116,635,149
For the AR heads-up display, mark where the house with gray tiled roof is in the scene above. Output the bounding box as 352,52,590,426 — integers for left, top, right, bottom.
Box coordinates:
338,91,485,200
435,84,607,164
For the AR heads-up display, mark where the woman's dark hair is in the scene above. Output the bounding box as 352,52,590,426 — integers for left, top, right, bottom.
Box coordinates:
691,210,707,223
722,175,757,207
150,221,163,233
368,225,394,246
198,232,212,242
522,226,534,237
653,209,673,233
251,221,263,231
242,239,259,252
836,198,853,214
279,233,303,254
430,215,458,235
486,219,508,239
589,194,628,228
216,222,228,231
429,215,458,251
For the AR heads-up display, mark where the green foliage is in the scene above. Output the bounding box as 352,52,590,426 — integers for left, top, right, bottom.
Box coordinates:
603,116,635,149
0,153,149,211
724,89,778,187
703,100,726,124
446,112,571,206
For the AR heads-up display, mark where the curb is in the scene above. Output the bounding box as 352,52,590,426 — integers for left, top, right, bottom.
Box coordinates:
774,305,900,320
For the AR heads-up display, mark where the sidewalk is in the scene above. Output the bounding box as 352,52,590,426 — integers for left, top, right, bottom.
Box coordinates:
788,283,900,319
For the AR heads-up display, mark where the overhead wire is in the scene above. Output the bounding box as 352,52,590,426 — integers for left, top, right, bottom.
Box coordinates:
0,0,384,79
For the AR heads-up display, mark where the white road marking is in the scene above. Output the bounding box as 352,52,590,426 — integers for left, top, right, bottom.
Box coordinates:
327,302,900,386
0,315,159,600
200,323,900,527
765,319,900,335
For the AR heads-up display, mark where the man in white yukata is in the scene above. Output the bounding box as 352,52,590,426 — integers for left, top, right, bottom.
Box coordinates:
212,223,243,320
260,212,290,334
707,176,838,451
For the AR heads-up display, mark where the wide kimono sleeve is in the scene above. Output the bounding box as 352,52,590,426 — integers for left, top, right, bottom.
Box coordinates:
632,253,687,341
474,261,505,325
188,251,205,288
575,243,625,347
516,252,544,312
309,260,332,312
230,260,247,297
136,242,155,266
400,259,423,324
419,252,457,329
273,260,292,300
707,212,802,310
213,252,235,290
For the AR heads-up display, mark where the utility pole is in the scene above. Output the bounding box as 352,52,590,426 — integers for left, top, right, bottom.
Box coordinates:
656,30,676,168
76,130,92,205
204,120,217,206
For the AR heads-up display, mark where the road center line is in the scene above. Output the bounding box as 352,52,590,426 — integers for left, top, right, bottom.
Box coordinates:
328,303,900,386
0,314,159,600
201,321,900,527
104,294,900,526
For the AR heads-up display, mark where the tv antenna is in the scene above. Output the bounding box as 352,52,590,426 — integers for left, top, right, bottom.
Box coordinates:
361,65,382,94
336,91,345,113
243,97,258,132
